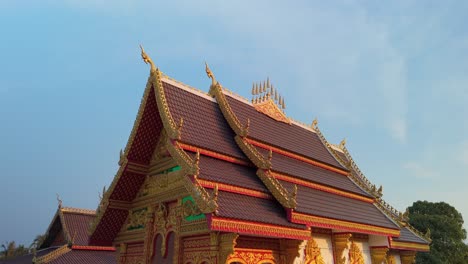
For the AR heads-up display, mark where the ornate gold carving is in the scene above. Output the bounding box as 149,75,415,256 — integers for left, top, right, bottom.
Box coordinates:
400,251,416,264
205,62,217,87
256,169,296,209
348,241,364,264
183,175,218,214
165,139,198,175
140,45,156,74
311,118,318,130
126,208,147,230
138,169,185,198
228,250,277,264
386,254,396,264
280,239,304,264
305,238,325,264
219,233,239,264
333,233,351,264
251,79,290,123
154,67,181,140
234,136,270,169
207,74,247,136
370,247,388,264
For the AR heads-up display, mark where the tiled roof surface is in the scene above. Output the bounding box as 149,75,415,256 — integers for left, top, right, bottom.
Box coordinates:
62,211,95,246
225,94,344,169
0,247,57,264
216,191,304,229
189,152,267,192
394,227,429,244
255,146,370,197
49,249,116,264
281,180,398,229
164,82,245,159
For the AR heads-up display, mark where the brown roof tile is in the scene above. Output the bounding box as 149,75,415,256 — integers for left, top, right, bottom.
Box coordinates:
164,82,245,159
49,249,116,264
394,227,429,244
62,211,95,246
187,152,266,192
280,180,398,229
255,146,370,197
216,191,304,229
225,95,344,168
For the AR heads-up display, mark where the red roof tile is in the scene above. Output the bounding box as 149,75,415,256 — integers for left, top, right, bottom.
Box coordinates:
255,146,371,197
187,152,266,192
62,211,95,246
394,227,428,244
225,94,344,169
164,82,245,159
216,191,304,229
280,180,398,230
48,249,116,264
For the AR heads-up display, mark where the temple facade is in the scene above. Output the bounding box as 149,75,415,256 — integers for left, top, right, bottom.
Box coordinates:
88,48,430,264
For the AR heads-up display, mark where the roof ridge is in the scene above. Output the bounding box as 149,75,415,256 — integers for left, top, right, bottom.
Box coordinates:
61,207,96,215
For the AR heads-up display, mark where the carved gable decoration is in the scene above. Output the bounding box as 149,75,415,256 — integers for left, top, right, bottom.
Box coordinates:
251,79,291,124
305,238,325,264
348,241,365,264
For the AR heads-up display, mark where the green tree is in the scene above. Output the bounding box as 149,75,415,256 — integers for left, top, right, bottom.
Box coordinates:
407,200,468,264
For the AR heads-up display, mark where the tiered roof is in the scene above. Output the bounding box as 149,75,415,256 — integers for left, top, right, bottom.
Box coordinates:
1,207,117,264
90,48,429,251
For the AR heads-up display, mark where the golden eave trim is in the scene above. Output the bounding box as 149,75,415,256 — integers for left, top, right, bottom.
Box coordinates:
178,142,250,166
245,137,349,176
198,179,273,200
210,217,310,240
291,212,400,237
270,172,374,203
34,244,71,264
389,240,430,251
153,68,181,140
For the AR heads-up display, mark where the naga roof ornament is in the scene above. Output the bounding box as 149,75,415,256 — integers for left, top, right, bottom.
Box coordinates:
140,45,156,74
251,78,291,124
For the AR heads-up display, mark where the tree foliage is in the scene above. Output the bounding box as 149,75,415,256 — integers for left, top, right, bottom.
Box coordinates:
408,200,468,264
0,241,28,260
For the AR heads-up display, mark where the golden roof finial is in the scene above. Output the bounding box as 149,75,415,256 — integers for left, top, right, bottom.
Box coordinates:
139,45,156,74
339,138,346,149
311,118,318,129
251,83,255,95
213,184,219,203
205,62,217,86
118,149,125,166
267,77,270,88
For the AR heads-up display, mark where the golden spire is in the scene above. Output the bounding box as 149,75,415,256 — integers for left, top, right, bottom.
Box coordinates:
205,62,217,86
139,45,156,74
251,83,255,95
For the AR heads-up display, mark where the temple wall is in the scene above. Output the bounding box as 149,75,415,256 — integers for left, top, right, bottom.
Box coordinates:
355,241,371,264
387,252,402,264
314,234,334,264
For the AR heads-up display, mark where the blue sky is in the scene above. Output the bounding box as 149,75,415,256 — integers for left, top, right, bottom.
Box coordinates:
1,1,467,246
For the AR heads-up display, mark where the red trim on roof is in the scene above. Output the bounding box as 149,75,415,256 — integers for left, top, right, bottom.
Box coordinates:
246,138,349,176
71,245,116,251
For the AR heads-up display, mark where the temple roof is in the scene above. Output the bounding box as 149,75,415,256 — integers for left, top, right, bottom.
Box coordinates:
2,206,116,264
90,50,429,250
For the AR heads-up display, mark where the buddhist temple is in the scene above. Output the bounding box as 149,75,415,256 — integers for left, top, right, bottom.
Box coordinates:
13,47,430,264
1,204,116,264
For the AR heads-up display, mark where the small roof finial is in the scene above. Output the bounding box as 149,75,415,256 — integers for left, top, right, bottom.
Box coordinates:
339,138,346,149
56,193,62,209
205,62,217,86
311,118,318,129
139,45,156,74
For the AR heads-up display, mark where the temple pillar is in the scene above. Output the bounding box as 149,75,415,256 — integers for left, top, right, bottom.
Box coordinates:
370,247,389,264
333,233,351,264
279,239,304,264
219,233,239,264
400,251,416,264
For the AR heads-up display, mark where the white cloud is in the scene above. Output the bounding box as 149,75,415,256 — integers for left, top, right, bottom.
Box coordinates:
403,161,437,179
